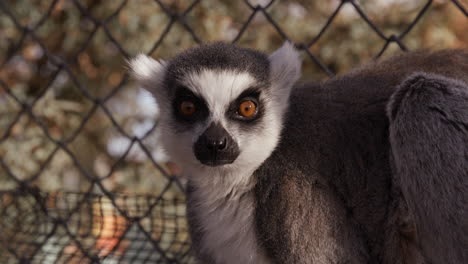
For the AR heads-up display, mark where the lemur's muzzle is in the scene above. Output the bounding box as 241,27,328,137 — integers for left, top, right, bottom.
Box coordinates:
193,123,240,166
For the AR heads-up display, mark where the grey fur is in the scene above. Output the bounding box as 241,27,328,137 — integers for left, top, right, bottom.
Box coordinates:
255,49,468,263
387,73,468,263
130,44,468,264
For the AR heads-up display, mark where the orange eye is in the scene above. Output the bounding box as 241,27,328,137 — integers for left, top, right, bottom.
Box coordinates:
180,101,196,116
238,100,257,118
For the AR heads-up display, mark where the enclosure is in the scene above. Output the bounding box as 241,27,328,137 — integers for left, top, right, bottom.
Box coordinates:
0,0,467,263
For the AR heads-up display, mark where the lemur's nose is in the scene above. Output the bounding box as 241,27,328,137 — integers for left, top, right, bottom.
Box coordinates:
193,122,240,166
200,123,229,151
206,138,227,150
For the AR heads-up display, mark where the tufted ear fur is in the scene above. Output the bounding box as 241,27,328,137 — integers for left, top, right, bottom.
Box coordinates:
268,42,302,96
128,54,167,99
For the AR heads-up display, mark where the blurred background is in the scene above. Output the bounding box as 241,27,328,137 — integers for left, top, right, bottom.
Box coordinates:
0,0,467,263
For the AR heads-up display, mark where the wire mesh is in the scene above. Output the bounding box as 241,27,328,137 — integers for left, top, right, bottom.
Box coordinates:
0,0,467,263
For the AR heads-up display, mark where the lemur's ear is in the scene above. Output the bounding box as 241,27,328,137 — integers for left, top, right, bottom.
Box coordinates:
128,54,166,96
268,42,301,91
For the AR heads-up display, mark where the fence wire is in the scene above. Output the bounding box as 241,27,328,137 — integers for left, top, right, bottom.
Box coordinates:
0,0,467,263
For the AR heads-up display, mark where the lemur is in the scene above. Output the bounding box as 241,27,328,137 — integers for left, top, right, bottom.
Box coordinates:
130,42,468,264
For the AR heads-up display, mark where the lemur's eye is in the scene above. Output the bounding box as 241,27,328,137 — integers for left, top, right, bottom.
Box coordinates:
238,100,257,118
180,101,196,116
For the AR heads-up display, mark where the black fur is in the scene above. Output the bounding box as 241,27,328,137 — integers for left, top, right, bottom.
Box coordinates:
254,50,468,263
172,85,210,125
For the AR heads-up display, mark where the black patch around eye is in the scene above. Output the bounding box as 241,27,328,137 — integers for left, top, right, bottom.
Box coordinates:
227,87,264,124
172,85,209,123
237,87,261,100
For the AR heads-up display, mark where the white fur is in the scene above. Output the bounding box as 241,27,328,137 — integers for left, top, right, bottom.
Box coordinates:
129,43,302,263
269,42,301,87
129,54,165,80
128,54,167,96
185,70,256,123
269,42,302,113
187,168,270,264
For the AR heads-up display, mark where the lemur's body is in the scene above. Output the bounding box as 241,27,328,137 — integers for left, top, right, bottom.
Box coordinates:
131,44,468,264
255,51,468,263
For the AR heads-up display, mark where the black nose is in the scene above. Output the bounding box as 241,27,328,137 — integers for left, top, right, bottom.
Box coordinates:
206,137,227,150
193,123,240,166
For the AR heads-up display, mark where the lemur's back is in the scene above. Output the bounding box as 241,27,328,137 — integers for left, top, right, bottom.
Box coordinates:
254,49,468,263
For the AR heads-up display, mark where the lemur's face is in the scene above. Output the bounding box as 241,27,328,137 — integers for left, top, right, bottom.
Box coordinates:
164,69,267,168
131,42,300,175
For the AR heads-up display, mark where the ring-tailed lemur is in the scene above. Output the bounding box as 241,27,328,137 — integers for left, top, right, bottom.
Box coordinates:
130,42,468,264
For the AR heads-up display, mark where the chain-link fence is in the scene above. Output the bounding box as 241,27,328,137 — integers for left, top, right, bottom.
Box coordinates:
0,0,467,263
